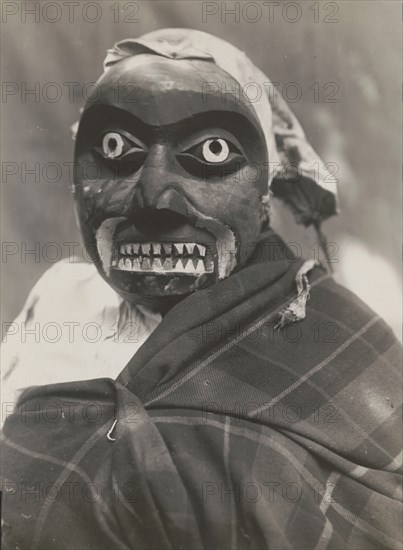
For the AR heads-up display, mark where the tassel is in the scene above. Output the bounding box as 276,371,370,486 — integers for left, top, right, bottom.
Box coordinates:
275,259,318,330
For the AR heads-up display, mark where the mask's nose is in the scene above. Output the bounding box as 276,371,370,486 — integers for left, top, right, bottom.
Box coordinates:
130,143,191,236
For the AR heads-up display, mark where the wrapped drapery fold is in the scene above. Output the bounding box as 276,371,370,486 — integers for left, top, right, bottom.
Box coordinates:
2,233,401,549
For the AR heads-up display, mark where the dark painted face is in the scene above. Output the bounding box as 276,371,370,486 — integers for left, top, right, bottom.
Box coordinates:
74,54,268,303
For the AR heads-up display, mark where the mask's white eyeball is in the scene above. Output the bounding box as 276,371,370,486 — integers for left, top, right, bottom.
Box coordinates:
202,138,230,163
102,132,124,159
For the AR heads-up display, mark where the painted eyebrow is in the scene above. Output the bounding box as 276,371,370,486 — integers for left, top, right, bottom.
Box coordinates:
83,105,255,133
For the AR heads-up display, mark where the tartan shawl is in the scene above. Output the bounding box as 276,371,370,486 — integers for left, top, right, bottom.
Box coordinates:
2,232,402,550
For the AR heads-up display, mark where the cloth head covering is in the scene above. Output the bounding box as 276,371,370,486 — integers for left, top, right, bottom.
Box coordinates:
91,28,338,226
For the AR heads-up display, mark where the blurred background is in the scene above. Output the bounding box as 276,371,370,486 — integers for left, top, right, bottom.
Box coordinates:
1,0,401,337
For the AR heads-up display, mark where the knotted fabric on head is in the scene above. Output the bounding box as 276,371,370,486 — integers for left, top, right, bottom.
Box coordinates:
101,28,338,227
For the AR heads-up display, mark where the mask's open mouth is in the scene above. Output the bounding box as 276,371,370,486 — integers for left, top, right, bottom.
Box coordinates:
95,217,223,296
111,242,214,275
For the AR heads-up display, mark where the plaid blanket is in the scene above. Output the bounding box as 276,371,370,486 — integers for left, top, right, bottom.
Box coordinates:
2,232,402,550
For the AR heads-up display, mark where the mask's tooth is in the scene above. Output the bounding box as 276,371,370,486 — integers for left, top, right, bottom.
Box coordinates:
128,244,134,255
132,257,141,270
126,244,132,255
120,244,126,255
187,243,195,255
152,243,161,256
153,258,163,271
163,257,173,271
124,258,131,269
174,261,184,273
174,243,184,255
184,261,194,273
195,260,204,273
133,243,140,255
198,245,206,257
142,243,151,256
142,257,151,270
118,258,125,269
162,243,169,255
172,256,179,268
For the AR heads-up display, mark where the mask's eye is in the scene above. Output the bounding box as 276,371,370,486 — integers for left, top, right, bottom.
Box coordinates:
103,132,125,159
177,137,246,180
93,130,147,172
202,138,230,163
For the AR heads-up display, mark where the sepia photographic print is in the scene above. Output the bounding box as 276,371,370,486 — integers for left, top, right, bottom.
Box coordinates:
1,1,402,549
